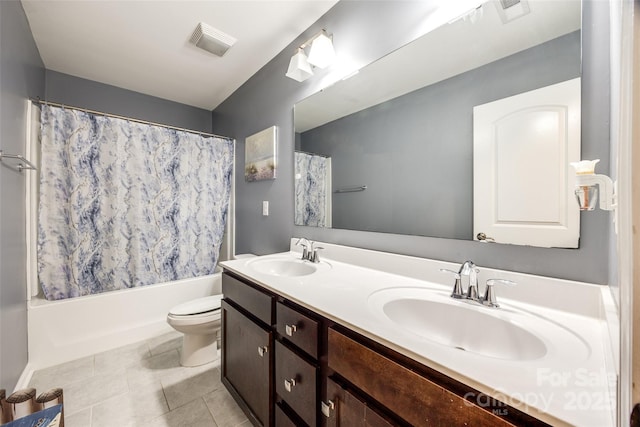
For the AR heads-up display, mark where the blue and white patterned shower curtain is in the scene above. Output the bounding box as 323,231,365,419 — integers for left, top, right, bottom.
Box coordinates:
38,105,234,300
294,151,329,227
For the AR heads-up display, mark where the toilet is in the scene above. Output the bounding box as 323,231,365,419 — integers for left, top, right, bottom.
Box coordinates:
167,294,223,367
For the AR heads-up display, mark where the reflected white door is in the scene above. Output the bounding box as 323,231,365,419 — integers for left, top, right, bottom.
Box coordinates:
473,78,581,248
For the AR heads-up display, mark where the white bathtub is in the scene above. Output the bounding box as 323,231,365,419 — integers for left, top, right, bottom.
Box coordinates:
27,272,222,372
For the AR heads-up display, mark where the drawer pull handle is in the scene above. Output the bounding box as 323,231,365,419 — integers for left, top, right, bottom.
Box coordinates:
257,346,268,357
284,378,297,392
285,324,297,336
321,400,335,417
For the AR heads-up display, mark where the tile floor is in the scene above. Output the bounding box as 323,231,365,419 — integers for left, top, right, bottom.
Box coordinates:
28,331,249,427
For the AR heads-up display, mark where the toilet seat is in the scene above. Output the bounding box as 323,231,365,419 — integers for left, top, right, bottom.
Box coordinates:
169,294,223,316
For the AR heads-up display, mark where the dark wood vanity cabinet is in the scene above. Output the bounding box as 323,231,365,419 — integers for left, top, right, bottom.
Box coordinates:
221,274,275,426
327,328,517,427
221,271,549,427
324,377,394,427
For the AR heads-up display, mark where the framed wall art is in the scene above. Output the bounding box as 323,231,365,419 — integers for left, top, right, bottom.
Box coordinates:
245,126,277,182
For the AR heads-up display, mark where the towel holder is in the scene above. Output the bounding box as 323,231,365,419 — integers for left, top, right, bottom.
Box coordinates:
0,150,37,172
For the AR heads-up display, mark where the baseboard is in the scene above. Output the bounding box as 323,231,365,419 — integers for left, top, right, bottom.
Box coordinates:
14,362,34,391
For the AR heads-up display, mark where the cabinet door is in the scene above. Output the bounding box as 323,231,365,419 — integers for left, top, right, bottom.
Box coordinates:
323,378,395,427
222,300,273,426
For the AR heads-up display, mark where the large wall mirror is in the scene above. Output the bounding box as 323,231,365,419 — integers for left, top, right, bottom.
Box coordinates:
294,0,582,248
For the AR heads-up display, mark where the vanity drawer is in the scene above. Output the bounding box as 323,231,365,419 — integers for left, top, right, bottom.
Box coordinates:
222,273,274,326
327,328,516,427
275,341,317,427
276,302,319,359
275,403,298,427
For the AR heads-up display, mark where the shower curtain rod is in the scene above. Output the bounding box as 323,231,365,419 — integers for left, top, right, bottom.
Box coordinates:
29,98,232,140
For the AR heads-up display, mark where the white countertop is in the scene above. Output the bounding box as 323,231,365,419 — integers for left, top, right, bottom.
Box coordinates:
220,241,617,427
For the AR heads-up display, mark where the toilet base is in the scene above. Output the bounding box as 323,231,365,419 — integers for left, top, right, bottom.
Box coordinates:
180,331,220,367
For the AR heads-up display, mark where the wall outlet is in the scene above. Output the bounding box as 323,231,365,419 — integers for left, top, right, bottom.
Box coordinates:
262,201,269,216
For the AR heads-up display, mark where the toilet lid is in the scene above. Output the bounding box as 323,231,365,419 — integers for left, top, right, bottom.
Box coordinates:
169,295,223,316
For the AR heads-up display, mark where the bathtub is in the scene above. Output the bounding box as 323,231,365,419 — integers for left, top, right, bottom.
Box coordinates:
22,101,236,390
27,272,222,372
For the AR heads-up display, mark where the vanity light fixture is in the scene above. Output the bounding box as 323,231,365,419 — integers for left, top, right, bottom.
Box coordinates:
570,159,616,211
286,48,314,82
307,30,335,69
285,30,335,82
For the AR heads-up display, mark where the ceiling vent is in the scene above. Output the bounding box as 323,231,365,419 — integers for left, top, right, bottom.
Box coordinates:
495,0,530,24
500,0,521,9
190,22,236,57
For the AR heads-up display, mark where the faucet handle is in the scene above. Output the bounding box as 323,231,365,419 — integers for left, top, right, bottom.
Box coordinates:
440,268,460,277
440,268,464,299
482,279,517,308
295,238,310,260
309,246,324,263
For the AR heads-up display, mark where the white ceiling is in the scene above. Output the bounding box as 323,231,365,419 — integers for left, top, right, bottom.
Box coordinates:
21,0,339,111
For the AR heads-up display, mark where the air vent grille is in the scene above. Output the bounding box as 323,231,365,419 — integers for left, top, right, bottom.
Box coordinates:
189,22,236,57
500,0,521,9
495,0,530,23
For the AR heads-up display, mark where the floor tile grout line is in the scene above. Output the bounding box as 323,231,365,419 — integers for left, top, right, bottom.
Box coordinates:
30,332,234,427
160,378,172,418
201,395,219,426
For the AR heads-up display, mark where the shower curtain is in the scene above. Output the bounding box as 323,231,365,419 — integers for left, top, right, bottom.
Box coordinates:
294,151,330,227
37,105,234,300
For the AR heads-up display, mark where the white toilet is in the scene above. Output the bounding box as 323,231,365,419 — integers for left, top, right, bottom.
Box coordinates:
167,294,223,367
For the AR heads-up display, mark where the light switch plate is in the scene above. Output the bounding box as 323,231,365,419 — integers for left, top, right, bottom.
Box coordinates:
262,201,269,216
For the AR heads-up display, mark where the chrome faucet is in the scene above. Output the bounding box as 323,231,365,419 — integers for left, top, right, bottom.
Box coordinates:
442,261,479,299
441,261,516,308
295,238,324,263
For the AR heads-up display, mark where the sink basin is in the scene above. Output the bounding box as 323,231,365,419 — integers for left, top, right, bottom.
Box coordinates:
247,257,330,277
382,297,546,360
369,287,589,361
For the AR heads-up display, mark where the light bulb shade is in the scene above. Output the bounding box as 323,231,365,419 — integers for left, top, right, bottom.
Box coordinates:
307,32,335,69
286,49,313,82
570,159,600,175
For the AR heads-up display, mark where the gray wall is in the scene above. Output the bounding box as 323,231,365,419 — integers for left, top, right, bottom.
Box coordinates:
0,27,213,389
45,70,213,134
300,32,580,239
0,0,45,390
213,0,612,285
